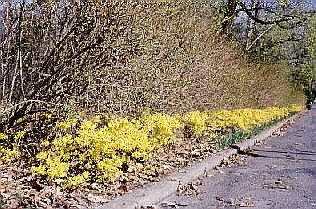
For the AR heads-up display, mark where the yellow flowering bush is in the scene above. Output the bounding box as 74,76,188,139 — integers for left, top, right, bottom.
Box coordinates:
288,104,302,112
55,118,78,133
0,132,8,140
1,104,302,188
0,144,20,163
30,113,184,188
207,106,302,133
0,132,20,163
141,113,184,145
65,171,90,189
183,111,210,136
14,131,25,140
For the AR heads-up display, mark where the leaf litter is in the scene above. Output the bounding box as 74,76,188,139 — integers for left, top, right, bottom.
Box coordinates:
0,135,217,208
216,196,255,207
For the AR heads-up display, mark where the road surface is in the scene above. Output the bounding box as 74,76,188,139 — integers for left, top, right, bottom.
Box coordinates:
158,105,316,209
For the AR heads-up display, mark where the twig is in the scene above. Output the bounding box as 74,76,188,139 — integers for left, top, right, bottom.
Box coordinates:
246,25,274,51
0,100,54,116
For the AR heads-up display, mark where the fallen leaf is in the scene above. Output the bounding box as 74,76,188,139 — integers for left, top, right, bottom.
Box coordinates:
86,194,108,203
216,196,224,201
139,205,160,209
160,201,177,207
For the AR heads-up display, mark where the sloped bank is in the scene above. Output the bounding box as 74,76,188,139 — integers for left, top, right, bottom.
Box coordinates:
0,106,304,208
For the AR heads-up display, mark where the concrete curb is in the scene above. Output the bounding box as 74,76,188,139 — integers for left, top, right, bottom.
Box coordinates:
96,112,304,209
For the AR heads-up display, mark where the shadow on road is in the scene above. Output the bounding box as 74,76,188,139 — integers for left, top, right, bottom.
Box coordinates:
254,149,316,156
250,149,316,162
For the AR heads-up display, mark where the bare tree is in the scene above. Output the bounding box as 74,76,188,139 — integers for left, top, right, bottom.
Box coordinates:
0,1,140,131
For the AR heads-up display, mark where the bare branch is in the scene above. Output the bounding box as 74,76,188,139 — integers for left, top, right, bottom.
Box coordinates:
246,25,274,51
0,99,55,116
239,2,294,25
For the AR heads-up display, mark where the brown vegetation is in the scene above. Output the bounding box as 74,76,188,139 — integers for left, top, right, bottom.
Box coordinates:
0,1,305,131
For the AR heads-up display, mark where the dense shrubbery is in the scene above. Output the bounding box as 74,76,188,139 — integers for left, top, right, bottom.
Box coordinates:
0,0,307,196
0,1,305,132
0,105,302,189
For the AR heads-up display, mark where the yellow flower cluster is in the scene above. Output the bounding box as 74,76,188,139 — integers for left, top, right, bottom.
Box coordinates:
183,111,210,136
184,105,302,136
208,107,289,133
65,171,89,188
0,132,8,140
31,113,184,188
18,105,304,188
14,131,25,140
0,144,20,163
0,132,23,163
141,113,184,146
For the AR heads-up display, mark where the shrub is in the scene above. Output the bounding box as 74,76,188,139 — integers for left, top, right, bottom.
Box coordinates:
23,105,302,189
0,1,305,132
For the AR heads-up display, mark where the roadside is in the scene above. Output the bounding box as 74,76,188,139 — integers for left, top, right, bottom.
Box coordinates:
0,107,303,209
155,104,315,209
99,107,312,209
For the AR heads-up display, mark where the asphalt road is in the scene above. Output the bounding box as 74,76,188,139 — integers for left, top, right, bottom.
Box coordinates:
158,105,316,209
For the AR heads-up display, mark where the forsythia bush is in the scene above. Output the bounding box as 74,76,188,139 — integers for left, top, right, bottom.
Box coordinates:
208,107,289,133
184,111,211,136
31,113,184,188
0,105,303,188
0,131,24,163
